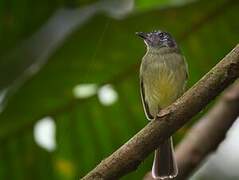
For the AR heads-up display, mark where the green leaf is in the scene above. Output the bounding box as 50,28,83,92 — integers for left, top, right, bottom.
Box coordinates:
0,0,238,179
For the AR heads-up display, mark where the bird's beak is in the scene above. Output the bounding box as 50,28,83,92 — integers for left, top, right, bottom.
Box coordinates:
136,32,148,40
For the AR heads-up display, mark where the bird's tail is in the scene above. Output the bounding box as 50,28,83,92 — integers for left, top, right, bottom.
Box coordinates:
152,137,178,179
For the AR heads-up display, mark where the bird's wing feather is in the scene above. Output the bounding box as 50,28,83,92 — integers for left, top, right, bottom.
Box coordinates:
184,56,189,80
140,78,154,120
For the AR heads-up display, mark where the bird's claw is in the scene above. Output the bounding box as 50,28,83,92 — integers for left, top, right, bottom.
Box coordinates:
156,109,171,118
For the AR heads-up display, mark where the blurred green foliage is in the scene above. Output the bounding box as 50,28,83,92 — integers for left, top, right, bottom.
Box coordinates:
0,0,238,179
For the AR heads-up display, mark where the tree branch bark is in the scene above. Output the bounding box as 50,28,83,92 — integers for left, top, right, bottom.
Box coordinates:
81,44,239,180
143,80,239,180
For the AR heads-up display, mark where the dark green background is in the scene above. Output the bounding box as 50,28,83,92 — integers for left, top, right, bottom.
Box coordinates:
0,0,238,179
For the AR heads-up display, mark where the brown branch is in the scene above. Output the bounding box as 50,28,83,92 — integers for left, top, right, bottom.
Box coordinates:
143,80,239,180
81,44,239,180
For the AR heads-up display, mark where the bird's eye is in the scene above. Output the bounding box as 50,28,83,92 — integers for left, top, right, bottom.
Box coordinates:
159,32,170,41
159,33,164,39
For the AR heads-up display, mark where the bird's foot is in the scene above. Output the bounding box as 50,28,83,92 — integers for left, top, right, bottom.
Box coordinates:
156,109,171,118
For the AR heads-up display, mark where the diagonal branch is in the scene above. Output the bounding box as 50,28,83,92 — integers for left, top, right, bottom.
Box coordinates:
81,44,239,180
144,80,239,180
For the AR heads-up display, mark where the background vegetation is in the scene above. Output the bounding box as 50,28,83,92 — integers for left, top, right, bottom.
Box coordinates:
0,0,238,179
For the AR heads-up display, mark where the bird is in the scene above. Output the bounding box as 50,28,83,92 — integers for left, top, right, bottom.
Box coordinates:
136,30,188,179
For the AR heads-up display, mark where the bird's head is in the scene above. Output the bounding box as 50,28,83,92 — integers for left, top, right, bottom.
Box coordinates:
136,31,178,49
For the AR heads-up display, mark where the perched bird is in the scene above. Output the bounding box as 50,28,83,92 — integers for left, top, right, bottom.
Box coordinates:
137,31,188,179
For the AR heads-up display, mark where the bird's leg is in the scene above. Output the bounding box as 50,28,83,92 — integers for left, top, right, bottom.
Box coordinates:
156,108,172,118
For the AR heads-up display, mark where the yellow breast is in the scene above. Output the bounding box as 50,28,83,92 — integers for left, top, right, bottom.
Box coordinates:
145,69,180,106
143,60,186,117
